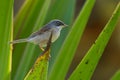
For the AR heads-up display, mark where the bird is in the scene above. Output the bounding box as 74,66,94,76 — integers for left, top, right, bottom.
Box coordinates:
10,19,67,51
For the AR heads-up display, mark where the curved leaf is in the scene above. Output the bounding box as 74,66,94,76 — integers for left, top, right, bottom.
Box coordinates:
69,2,120,80
49,0,96,79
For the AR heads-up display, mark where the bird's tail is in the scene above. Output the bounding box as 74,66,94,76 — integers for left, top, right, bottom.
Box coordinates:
10,38,28,44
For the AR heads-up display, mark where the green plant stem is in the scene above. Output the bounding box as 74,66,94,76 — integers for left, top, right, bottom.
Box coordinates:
0,0,13,80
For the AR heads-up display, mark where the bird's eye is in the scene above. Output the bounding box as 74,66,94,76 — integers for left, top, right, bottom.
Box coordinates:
55,21,63,26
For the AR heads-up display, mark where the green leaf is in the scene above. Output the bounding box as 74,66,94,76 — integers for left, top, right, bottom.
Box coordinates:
49,0,96,80
111,70,120,80
47,0,76,73
24,49,50,80
69,2,120,80
12,0,45,78
13,0,51,80
14,0,45,37
0,0,13,80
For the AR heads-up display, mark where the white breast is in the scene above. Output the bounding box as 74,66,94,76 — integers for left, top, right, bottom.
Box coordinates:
51,27,62,42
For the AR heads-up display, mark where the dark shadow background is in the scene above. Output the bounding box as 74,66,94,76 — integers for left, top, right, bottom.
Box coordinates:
14,0,120,80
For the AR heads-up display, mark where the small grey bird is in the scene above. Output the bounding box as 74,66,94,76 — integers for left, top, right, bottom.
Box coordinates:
10,19,67,50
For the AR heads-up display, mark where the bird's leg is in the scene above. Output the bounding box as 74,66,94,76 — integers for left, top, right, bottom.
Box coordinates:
39,45,45,51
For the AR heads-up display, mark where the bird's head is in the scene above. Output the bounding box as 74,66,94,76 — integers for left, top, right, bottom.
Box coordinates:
48,19,68,28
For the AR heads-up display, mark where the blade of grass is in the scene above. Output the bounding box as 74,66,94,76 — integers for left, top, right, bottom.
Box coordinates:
0,0,13,80
14,0,45,37
69,2,120,80
46,0,76,73
49,0,96,79
12,0,45,78
24,49,50,80
111,70,120,80
13,0,51,80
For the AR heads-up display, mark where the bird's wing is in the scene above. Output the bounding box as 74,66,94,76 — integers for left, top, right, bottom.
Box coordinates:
29,25,51,38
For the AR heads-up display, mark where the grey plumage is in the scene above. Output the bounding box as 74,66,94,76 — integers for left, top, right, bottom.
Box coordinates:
10,19,67,48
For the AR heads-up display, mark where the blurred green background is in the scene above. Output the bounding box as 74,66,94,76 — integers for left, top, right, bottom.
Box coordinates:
14,0,120,80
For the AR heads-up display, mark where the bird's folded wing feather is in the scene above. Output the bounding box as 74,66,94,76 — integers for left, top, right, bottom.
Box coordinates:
29,25,51,38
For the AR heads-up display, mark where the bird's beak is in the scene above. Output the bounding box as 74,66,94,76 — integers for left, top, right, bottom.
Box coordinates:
63,24,68,27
